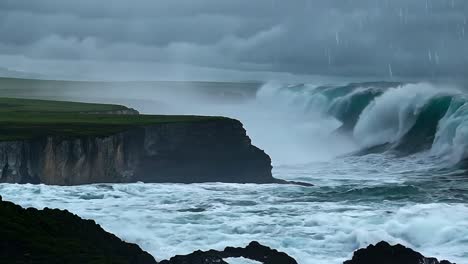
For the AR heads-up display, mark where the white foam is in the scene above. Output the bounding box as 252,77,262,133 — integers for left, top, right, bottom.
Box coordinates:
225,257,261,264
432,98,468,164
0,175,466,264
156,81,358,165
243,82,357,164
353,83,441,148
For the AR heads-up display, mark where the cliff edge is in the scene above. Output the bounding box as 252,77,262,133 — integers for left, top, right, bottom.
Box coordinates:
0,97,278,185
0,118,274,185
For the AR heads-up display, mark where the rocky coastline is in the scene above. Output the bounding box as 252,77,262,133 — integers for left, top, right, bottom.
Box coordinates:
0,196,455,264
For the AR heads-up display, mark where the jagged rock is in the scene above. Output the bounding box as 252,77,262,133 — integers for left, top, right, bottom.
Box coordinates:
160,241,297,264
0,205,457,264
344,241,455,264
0,196,157,264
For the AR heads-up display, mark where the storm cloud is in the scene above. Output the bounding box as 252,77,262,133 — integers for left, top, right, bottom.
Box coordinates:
0,0,467,81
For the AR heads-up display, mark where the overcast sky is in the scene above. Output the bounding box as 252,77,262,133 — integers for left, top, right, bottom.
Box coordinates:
0,0,467,81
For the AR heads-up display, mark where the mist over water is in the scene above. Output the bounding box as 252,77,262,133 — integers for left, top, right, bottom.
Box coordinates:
92,81,360,165
158,81,358,165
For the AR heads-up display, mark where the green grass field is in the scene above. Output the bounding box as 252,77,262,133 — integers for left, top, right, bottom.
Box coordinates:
0,97,128,113
0,97,225,141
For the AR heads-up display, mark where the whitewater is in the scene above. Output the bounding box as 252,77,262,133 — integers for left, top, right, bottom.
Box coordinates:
1,81,468,263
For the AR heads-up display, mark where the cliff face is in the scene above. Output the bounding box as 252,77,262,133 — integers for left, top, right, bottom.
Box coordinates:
0,119,273,185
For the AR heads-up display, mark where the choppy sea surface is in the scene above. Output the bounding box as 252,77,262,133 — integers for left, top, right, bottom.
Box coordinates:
2,152,468,264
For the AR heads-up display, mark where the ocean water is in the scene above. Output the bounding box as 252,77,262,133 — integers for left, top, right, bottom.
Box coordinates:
2,82,468,263
1,152,468,263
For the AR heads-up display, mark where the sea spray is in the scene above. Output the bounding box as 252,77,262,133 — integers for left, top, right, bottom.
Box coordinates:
257,82,468,165
353,84,441,148
432,96,468,164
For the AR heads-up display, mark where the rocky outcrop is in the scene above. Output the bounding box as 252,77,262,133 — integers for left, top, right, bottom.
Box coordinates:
161,241,456,264
0,119,276,185
0,201,457,264
0,197,297,264
160,241,297,264
0,196,157,264
344,241,455,264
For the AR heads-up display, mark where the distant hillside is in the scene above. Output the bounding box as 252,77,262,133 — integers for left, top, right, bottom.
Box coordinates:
0,77,262,103
0,67,45,80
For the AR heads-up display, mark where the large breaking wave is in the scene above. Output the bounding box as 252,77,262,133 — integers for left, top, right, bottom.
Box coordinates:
261,81,468,165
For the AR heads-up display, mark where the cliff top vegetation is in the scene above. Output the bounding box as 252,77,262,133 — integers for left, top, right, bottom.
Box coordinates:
0,97,226,141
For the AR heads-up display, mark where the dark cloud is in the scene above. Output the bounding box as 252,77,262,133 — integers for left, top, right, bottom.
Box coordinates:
0,0,467,81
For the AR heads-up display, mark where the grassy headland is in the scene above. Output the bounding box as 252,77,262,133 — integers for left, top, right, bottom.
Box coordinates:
0,97,225,141
0,97,128,113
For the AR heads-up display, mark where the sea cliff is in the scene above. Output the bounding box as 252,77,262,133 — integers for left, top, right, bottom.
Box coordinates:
0,118,274,185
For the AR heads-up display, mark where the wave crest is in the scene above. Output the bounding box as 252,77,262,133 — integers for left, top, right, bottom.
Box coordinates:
265,81,468,164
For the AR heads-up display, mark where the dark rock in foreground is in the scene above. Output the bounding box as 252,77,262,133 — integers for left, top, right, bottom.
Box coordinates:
160,241,297,264
0,197,456,264
345,241,455,264
0,196,157,264
160,241,457,264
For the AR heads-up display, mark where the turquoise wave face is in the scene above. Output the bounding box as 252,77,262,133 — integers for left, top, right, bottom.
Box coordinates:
395,95,453,153
279,82,468,165
283,82,399,131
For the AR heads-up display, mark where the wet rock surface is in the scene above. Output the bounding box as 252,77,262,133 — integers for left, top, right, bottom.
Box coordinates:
344,241,455,264
0,196,157,264
0,197,455,264
160,241,297,264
